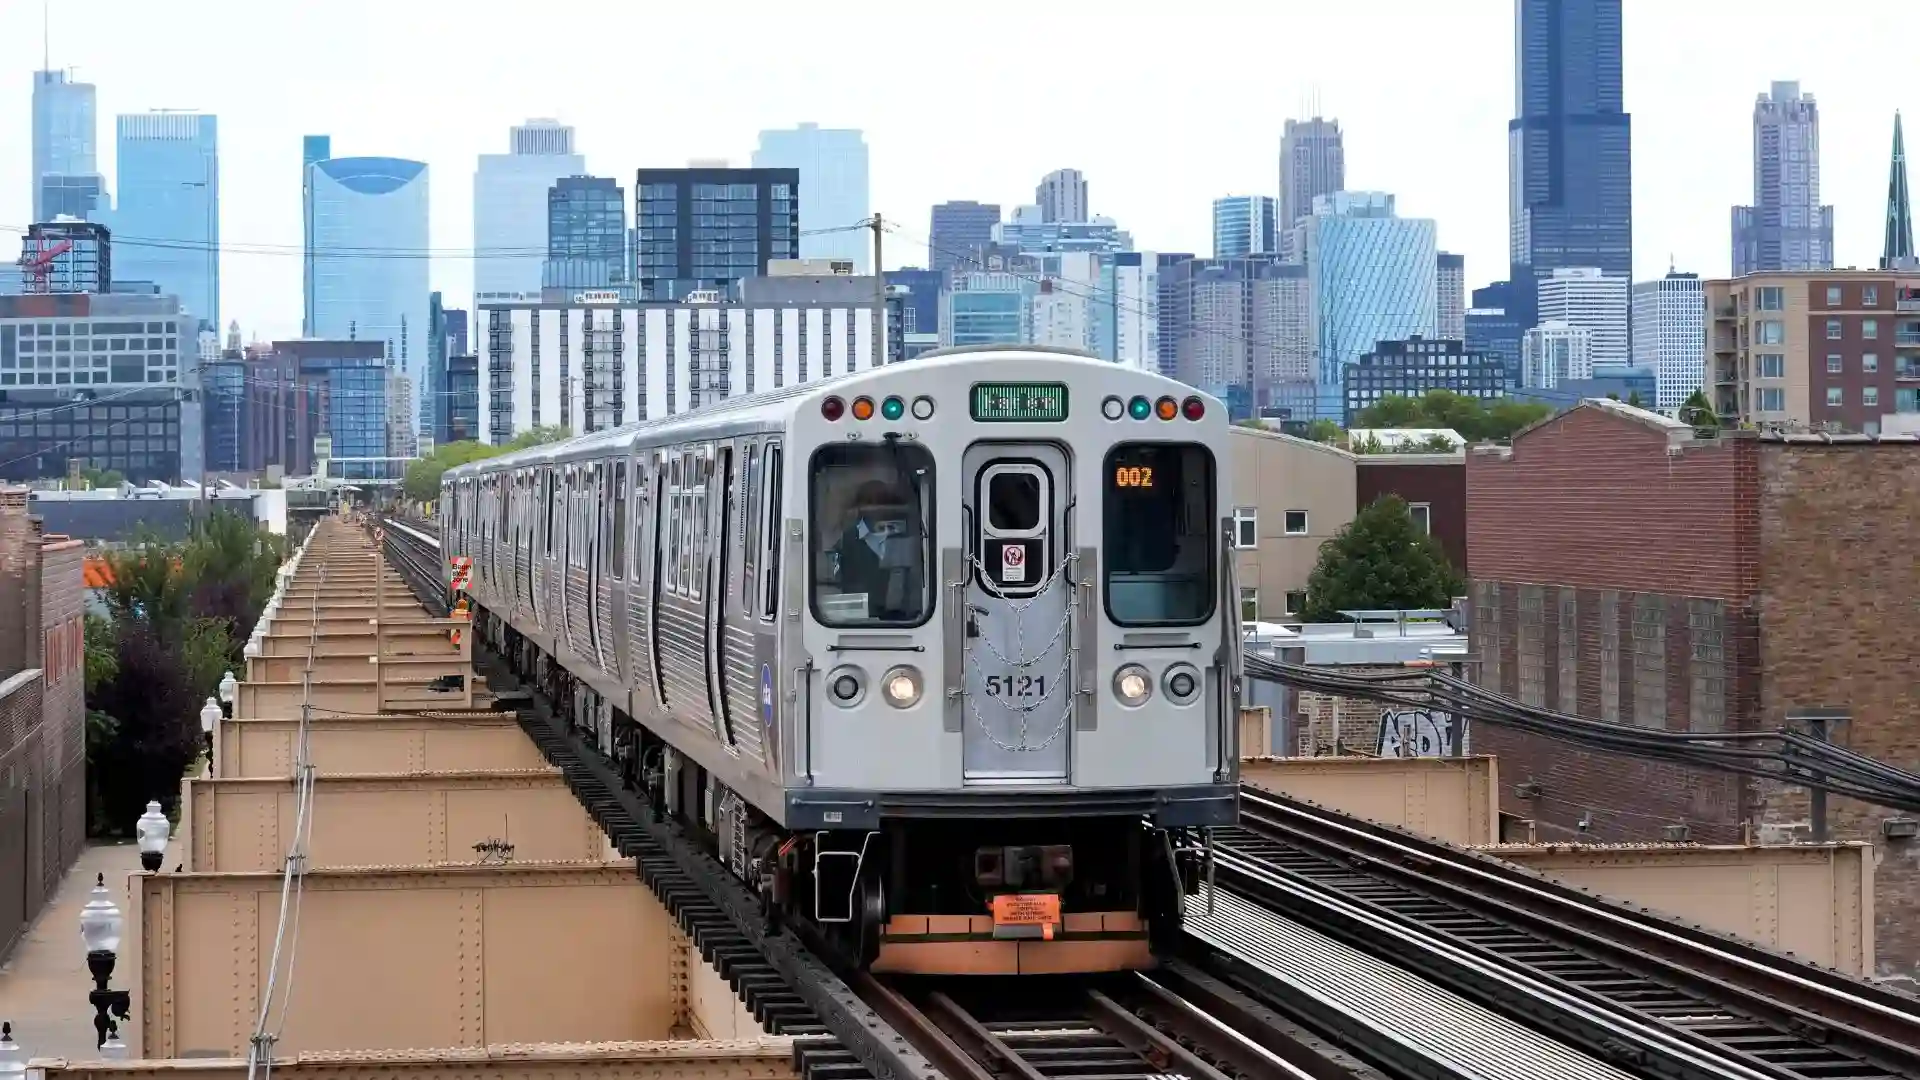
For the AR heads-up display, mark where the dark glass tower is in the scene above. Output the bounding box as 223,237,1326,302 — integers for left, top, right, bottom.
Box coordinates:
1508,0,1632,311
633,167,797,300
545,175,627,290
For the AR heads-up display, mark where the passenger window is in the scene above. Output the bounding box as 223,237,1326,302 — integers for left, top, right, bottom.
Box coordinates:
742,444,760,604
761,445,783,621
611,462,627,580
1102,443,1217,626
808,443,935,627
667,457,683,595
987,471,1042,532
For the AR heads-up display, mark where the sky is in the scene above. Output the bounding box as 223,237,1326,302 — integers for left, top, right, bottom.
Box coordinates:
1,0,1914,343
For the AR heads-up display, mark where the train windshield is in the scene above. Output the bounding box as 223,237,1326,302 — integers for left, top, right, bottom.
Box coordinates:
1103,443,1216,625
809,443,936,628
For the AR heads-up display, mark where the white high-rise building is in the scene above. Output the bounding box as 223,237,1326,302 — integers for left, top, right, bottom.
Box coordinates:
752,123,871,272
1632,271,1706,411
1521,321,1594,388
1535,266,1629,372
1036,168,1088,223
472,120,584,302
1437,252,1466,340
1103,252,1161,370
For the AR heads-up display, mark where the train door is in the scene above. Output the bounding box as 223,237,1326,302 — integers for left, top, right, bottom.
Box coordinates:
959,443,1073,783
705,445,737,748
588,463,605,670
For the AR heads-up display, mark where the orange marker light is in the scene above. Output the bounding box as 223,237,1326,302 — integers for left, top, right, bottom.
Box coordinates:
851,396,876,420
1154,396,1179,421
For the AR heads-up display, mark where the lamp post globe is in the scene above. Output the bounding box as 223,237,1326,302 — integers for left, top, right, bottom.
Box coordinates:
218,670,238,707
79,874,122,957
136,801,171,873
99,1030,128,1060
199,698,220,735
0,1021,25,1078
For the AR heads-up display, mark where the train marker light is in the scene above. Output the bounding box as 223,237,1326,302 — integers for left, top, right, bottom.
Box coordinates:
1154,396,1178,421
1127,396,1152,420
911,396,936,420
1101,396,1125,420
851,396,877,421
881,396,906,421
1182,396,1206,421
822,396,846,421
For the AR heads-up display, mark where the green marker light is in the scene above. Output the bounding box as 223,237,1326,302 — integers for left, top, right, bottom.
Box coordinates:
881,396,905,421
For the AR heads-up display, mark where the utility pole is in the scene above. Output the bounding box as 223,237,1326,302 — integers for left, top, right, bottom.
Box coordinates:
870,214,886,368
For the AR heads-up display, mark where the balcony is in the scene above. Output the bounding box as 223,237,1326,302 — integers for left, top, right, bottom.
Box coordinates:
1896,332,1920,349
1899,299,1920,312
1897,363,1920,381
1713,303,1738,320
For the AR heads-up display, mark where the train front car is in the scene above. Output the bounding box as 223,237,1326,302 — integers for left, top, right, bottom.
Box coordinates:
781,345,1239,975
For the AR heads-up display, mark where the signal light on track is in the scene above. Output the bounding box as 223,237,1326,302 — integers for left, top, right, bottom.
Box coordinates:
822,396,846,421
1154,396,1178,421
1182,396,1205,421
851,396,876,421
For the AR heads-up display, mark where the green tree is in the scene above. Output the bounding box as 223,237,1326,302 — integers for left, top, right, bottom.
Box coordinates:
83,614,118,693
401,426,571,502
1353,391,1551,443
1626,389,1646,408
80,467,125,489
1678,389,1718,427
1303,418,1344,445
1298,495,1464,622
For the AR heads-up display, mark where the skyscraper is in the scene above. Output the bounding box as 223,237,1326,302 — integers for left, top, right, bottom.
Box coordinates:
1631,271,1704,411
929,201,1000,272
544,176,627,291
1882,113,1914,271
307,156,431,436
1732,83,1834,276
1509,0,1632,290
31,70,96,221
302,135,331,336
1036,169,1088,223
752,123,871,272
114,112,219,331
1212,196,1278,259
634,166,797,300
1278,117,1345,237
1291,192,1438,391
1436,252,1466,340
1536,267,1629,372
473,120,584,301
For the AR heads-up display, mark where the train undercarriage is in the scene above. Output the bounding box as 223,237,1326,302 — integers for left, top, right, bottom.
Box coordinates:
487,614,1209,974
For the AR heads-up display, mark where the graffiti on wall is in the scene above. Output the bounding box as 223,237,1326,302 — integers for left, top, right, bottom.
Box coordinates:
1374,706,1461,759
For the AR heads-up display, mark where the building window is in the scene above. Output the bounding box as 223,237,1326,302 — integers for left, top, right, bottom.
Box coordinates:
1631,594,1666,729
1756,320,1784,345
1865,386,1880,407
1827,319,1843,339
1755,286,1783,311
1827,286,1843,305
1597,589,1619,722
1239,587,1259,623
1757,353,1785,379
1863,318,1880,340
1557,588,1579,716
1284,590,1307,616
1283,510,1308,535
1517,584,1545,708
1232,506,1258,549
1477,581,1504,696
1827,386,1844,406
1864,353,1880,373
1827,354,1843,373
1758,387,1786,412
1864,286,1881,307
1408,502,1431,534
1687,598,1725,734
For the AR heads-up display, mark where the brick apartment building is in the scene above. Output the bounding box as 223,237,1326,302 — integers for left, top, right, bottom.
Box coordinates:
1707,269,1920,433
0,496,89,963
1467,398,1920,978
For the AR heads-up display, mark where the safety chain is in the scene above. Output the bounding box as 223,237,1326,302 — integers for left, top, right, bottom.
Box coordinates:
958,551,1078,754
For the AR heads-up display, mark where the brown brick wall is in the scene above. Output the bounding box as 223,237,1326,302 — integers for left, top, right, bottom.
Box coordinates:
1753,442,1920,978
40,539,86,902
1296,666,1410,755
1356,458,1468,574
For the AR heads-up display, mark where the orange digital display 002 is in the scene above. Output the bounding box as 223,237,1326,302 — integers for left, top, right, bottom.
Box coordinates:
1113,465,1154,488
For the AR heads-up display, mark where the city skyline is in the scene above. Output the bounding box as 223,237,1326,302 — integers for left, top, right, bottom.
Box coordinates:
6,1,1920,341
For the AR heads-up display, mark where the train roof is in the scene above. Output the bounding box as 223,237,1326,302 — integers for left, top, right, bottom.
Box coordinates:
445,347,1216,480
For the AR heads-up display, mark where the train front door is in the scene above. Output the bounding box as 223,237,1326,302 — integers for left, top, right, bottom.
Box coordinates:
960,443,1073,783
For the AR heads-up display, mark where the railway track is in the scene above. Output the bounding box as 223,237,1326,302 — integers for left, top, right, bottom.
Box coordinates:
1213,788,1920,1080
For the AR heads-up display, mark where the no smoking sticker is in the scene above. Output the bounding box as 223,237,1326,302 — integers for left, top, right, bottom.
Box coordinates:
1001,544,1027,583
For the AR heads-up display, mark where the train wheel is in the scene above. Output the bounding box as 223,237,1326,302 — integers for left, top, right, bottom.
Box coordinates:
853,871,886,967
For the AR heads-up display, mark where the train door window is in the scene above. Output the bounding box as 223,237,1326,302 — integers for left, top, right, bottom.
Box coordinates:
714,446,734,601
760,443,783,621
688,454,708,601
611,461,627,579
741,443,760,604
666,456,684,595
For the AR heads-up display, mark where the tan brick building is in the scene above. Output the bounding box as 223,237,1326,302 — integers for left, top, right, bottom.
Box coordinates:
1466,398,1920,978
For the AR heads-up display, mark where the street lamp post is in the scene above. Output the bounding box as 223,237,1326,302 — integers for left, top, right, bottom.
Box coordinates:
78,874,131,1050
0,1022,25,1077
199,697,221,772
136,801,172,873
218,670,238,714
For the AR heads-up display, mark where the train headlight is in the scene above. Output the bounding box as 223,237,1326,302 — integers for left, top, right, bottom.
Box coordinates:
1163,663,1202,706
881,666,923,708
827,666,867,707
1113,664,1152,707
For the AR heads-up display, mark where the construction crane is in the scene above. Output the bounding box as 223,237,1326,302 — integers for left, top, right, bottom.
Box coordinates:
17,235,73,293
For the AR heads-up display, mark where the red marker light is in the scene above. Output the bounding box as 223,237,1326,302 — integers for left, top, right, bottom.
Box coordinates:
1182,396,1205,421
822,396,846,421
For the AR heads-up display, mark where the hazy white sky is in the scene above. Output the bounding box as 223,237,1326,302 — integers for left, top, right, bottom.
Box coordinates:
0,1,1911,342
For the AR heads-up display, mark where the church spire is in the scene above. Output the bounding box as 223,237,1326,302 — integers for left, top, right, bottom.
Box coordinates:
1882,112,1914,270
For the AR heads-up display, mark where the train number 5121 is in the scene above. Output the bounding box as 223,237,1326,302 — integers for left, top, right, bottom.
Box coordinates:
983,674,1046,698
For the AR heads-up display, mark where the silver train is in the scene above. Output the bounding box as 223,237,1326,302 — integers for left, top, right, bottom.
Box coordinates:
440,345,1241,974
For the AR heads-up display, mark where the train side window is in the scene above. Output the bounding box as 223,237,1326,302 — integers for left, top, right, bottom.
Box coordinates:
688,455,708,601
760,444,783,621
741,443,760,605
666,456,684,596
611,461,627,580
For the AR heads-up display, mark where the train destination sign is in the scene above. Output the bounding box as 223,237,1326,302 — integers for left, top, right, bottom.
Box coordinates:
971,382,1069,423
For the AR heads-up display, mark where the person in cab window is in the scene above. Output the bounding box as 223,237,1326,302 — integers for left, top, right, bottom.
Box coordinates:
833,479,918,621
